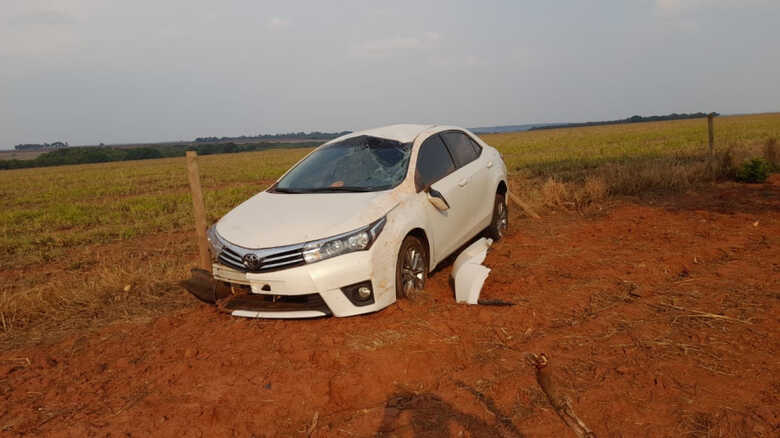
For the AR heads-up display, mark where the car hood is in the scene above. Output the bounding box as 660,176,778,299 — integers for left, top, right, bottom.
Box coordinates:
216,190,402,249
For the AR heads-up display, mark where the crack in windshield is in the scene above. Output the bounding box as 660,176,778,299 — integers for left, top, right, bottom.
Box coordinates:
272,135,411,193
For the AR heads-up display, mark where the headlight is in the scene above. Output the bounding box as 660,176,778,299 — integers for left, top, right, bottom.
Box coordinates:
206,224,224,259
303,216,386,264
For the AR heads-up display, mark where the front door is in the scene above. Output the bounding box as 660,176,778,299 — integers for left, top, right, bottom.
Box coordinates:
415,133,469,263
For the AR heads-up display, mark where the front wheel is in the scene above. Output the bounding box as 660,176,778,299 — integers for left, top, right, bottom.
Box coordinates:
486,193,508,241
395,235,428,299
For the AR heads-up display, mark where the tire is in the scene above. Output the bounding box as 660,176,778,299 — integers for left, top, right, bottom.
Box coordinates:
395,235,428,299
486,193,508,241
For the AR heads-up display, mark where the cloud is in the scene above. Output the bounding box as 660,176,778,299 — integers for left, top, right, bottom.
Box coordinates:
656,0,770,15
0,2,87,56
7,9,78,26
656,0,698,14
354,32,442,56
4,0,94,24
362,36,422,52
267,16,290,30
423,32,442,42
653,0,759,32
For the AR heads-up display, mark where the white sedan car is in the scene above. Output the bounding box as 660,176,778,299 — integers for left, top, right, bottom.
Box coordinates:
206,124,508,318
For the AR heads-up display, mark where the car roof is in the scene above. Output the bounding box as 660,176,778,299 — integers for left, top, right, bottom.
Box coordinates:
326,124,436,144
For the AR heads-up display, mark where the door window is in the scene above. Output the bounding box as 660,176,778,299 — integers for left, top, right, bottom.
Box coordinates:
440,132,480,168
415,135,455,191
466,136,483,156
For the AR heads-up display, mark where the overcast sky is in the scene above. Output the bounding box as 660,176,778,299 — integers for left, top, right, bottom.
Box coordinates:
1,0,778,148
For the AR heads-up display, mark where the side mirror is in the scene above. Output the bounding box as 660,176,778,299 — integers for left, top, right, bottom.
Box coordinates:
426,187,450,211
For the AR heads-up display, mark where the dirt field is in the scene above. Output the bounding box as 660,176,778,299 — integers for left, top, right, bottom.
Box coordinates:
0,175,777,437
0,150,44,161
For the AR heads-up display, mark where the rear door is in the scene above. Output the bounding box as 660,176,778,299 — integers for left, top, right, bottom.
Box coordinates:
440,131,492,237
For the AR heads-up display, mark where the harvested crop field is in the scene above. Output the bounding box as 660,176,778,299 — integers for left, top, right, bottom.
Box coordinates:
1,174,778,437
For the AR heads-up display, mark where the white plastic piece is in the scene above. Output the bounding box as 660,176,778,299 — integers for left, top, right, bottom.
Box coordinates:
452,238,492,275
454,263,491,304
452,238,493,304
231,310,328,319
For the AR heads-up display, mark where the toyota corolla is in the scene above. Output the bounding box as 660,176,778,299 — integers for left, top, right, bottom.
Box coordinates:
205,124,508,318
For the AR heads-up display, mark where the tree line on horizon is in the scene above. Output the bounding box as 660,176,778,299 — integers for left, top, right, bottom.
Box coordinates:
194,130,351,143
528,112,719,131
0,140,319,170
14,141,69,151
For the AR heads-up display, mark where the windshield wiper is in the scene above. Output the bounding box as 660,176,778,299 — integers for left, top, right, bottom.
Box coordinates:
271,187,306,194
302,186,379,193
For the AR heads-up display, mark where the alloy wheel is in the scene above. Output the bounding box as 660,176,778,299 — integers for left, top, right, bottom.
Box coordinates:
401,244,425,296
496,199,508,238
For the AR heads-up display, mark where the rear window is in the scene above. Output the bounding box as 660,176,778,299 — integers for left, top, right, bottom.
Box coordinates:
441,131,480,168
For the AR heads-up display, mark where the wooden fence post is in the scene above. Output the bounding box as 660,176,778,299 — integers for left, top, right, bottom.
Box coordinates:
186,151,211,272
707,113,715,156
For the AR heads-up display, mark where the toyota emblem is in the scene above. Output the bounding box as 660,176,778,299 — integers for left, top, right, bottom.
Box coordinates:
242,253,263,271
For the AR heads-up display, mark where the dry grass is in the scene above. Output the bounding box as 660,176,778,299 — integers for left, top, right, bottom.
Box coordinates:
347,329,406,351
0,233,196,349
0,150,44,161
582,175,608,201
540,178,569,208
514,144,774,214
764,137,778,168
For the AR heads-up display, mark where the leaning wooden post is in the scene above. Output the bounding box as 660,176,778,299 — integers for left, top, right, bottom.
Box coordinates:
507,190,541,220
707,113,715,156
186,151,211,272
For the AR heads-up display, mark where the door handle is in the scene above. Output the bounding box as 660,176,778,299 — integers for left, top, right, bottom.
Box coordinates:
487,161,494,168
458,178,469,187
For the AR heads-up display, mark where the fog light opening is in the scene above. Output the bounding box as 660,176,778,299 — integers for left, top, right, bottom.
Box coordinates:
340,281,375,307
357,286,372,300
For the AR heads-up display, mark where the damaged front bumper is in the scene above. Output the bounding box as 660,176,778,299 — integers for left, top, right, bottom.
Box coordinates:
224,293,333,319
186,245,395,318
179,268,334,318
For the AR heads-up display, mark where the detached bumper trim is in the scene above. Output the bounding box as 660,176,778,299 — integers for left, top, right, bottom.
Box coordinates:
222,292,332,319
231,310,328,319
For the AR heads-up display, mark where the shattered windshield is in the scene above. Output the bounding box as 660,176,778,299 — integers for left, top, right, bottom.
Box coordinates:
273,135,412,193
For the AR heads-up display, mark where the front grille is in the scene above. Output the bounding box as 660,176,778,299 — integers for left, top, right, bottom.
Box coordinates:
218,246,244,270
218,245,305,273
260,248,306,270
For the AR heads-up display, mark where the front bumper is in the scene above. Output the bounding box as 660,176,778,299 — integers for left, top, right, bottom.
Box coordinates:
212,246,396,318
224,293,333,319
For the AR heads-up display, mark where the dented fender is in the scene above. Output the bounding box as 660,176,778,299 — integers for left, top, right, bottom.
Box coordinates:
382,193,433,271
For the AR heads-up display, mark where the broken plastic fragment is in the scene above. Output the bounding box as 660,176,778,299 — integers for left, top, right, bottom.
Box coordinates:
452,238,493,304
231,310,328,319
454,263,491,304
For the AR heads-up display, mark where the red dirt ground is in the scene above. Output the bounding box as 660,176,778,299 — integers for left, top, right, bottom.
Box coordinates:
1,177,778,437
